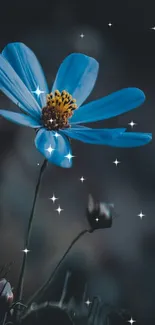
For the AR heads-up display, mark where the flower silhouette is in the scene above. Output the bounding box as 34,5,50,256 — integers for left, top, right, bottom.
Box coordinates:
0,43,152,168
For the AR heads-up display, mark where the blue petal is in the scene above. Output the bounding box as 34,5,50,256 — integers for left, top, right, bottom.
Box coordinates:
52,53,99,107
62,127,126,144
2,43,49,108
35,128,72,168
0,110,42,128
0,54,41,120
108,132,152,147
70,88,145,124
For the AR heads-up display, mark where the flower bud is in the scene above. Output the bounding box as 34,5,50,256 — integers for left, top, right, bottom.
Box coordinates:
0,278,13,309
86,194,113,232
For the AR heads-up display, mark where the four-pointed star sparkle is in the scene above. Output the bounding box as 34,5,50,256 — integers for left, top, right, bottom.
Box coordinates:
22,248,30,254
53,132,60,138
46,145,54,155
50,194,58,203
138,211,145,219
108,22,112,27
113,159,120,166
128,121,137,128
128,317,136,324
80,33,85,38
65,152,75,161
56,206,63,214
31,86,45,97
80,176,85,182
85,299,91,306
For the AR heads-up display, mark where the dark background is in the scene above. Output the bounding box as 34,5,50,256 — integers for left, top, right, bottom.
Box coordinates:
0,0,155,324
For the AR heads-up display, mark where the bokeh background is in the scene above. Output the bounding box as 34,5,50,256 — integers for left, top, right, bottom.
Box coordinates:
0,0,155,324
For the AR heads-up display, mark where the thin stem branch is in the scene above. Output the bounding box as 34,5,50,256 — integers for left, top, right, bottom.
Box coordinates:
26,229,90,308
14,159,48,320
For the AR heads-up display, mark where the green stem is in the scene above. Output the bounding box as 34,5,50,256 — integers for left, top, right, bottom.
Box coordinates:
15,159,48,320
26,229,90,308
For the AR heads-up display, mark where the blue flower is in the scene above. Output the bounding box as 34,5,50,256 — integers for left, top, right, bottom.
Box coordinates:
0,43,152,168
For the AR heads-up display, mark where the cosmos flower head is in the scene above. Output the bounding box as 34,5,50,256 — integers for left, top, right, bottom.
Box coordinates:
0,43,152,168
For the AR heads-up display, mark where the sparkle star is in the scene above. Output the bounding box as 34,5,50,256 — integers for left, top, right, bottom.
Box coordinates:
65,152,74,161
95,218,99,222
113,159,120,166
49,118,53,123
138,211,145,219
108,22,112,27
31,86,45,97
37,163,40,166
151,26,155,30
56,206,63,214
22,248,30,254
80,33,85,38
46,145,54,155
127,317,136,324
85,299,91,306
53,132,60,138
128,121,137,128
49,194,58,203
80,176,85,182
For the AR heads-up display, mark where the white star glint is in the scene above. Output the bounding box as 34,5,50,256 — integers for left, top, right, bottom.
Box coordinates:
56,206,63,214
46,145,54,155
151,26,155,30
138,211,145,219
128,121,137,128
95,218,99,222
85,299,91,306
53,132,60,138
22,248,30,254
80,33,85,38
65,152,75,161
31,86,45,97
49,194,58,203
49,118,53,123
108,22,112,27
113,159,120,166
127,317,136,324
37,163,40,166
80,176,85,182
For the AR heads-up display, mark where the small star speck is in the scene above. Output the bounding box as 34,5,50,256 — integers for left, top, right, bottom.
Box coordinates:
80,176,85,182
65,152,75,161
95,218,99,222
46,145,54,155
37,163,40,166
127,317,136,324
22,248,30,254
56,206,63,214
113,159,120,166
49,118,53,123
85,299,91,306
128,121,137,128
151,26,155,30
50,194,58,203
80,33,85,38
31,86,45,97
138,211,145,219
108,22,112,27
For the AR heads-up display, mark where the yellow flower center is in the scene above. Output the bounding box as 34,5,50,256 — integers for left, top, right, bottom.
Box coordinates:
42,90,77,130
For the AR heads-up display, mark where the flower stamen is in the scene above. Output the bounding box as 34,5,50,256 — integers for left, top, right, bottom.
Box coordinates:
42,90,77,130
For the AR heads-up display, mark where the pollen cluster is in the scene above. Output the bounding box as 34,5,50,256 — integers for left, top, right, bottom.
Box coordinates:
42,90,77,130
